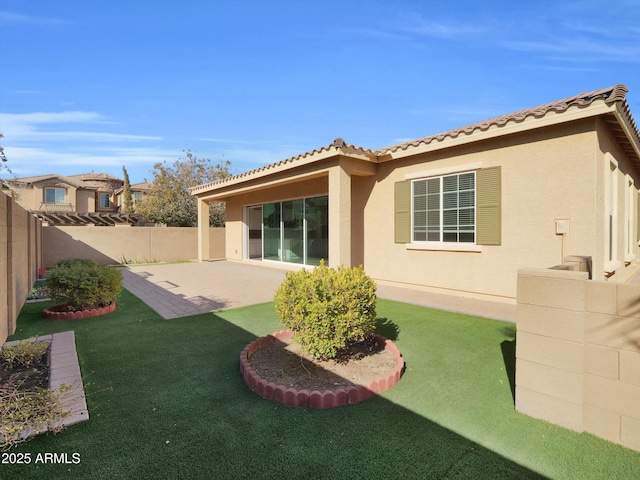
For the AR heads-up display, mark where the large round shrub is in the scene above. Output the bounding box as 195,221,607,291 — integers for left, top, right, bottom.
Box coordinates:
45,258,123,311
274,263,377,359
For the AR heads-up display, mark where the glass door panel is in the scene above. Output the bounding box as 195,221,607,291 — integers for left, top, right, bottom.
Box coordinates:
282,199,304,264
263,202,281,261
305,195,328,266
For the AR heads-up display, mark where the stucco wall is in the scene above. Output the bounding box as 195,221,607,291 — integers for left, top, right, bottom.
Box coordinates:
516,267,640,452
363,120,636,301
44,226,225,266
1,193,42,344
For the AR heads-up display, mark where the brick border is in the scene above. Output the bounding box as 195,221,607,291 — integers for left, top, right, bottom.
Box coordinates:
240,329,404,409
1,331,89,443
43,301,116,320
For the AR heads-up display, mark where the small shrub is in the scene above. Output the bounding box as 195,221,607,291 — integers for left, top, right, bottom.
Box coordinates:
0,340,49,370
274,262,377,359
45,258,123,311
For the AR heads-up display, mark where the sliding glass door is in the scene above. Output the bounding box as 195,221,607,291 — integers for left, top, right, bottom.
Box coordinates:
254,195,328,266
263,202,281,261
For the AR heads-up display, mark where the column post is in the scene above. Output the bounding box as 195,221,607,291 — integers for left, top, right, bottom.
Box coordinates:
197,198,210,262
328,164,351,268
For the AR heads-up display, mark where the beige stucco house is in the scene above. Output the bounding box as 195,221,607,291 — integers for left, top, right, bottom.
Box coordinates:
7,173,149,225
191,85,640,303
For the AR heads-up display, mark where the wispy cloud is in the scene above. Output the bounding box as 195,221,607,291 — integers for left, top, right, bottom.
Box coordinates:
396,15,486,40
0,10,70,27
0,111,161,142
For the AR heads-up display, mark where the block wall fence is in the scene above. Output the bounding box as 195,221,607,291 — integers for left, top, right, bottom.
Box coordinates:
516,267,640,452
0,193,42,344
43,226,225,266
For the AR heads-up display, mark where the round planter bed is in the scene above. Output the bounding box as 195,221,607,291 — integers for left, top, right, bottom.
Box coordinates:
43,301,116,320
240,329,404,409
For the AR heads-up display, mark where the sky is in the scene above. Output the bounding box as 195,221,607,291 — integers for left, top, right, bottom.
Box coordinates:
1,0,640,184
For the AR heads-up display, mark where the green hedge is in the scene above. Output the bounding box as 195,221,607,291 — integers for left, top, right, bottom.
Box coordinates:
274,263,377,359
45,258,123,311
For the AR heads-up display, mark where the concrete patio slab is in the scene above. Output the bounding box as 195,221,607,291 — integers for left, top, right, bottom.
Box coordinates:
121,260,516,322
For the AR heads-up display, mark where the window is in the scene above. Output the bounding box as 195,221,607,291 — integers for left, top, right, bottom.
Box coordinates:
132,192,144,205
412,171,475,243
395,166,500,247
99,193,111,208
625,177,635,262
44,187,66,204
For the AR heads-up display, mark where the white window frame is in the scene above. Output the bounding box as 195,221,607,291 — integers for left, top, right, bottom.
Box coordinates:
44,187,66,204
410,170,477,248
604,154,620,274
99,192,111,208
625,175,636,263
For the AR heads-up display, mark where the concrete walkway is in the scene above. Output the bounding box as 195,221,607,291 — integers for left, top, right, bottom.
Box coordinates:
122,260,516,322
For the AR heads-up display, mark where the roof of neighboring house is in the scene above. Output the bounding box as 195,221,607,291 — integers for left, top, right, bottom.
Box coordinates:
191,84,640,197
8,172,124,190
114,181,153,195
7,174,91,189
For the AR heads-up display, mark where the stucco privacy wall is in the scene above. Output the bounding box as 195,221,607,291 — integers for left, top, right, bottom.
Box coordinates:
43,226,225,266
0,193,42,344
516,267,640,452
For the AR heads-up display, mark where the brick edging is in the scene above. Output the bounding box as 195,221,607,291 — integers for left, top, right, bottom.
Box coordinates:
240,329,404,409
43,301,116,320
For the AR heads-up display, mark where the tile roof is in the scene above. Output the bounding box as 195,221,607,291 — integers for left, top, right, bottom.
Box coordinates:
188,84,636,196
190,138,376,194
377,84,630,154
8,172,123,189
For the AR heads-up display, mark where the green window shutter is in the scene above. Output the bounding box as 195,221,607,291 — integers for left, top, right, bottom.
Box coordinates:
394,180,411,243
476,166,502,246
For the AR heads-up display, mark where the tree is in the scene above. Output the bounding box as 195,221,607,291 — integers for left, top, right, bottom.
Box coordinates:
136,150,231,227
121,166,133,213
0,133,13,189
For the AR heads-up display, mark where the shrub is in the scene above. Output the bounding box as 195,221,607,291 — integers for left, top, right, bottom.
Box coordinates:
0,340,49,370
45,258,123,311
274,262,377,359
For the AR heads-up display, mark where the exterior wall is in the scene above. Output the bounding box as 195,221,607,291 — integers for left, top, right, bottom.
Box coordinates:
76,189,94,212
0,193,43,344
595,117,640,282
43,226,225,266
364,120,601,301
516,267,640,452
223,176,329,261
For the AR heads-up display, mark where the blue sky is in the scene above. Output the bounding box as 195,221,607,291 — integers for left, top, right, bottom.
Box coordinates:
1,0,640,184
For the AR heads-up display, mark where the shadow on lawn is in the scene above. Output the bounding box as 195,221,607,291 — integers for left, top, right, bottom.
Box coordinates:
4,292,547,479
500,326,517,404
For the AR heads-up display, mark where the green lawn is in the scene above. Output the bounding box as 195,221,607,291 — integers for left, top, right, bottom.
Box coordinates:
3,291,640,479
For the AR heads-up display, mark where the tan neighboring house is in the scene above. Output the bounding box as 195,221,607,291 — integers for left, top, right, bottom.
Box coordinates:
191,84,640,303
7,173,149,225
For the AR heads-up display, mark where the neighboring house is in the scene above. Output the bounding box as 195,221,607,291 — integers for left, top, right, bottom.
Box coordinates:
114,181,152,212
191,84,640,302
6,172,149,225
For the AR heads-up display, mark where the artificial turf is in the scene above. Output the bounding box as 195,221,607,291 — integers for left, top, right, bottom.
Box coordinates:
2,290,640,479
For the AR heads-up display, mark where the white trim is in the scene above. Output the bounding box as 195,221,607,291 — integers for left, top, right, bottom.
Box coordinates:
406,243,482,253
404,162,483,180
604,260,622,274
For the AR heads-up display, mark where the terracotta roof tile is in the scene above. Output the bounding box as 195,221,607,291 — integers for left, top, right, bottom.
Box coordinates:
190,138,375,194
377,84,629,154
